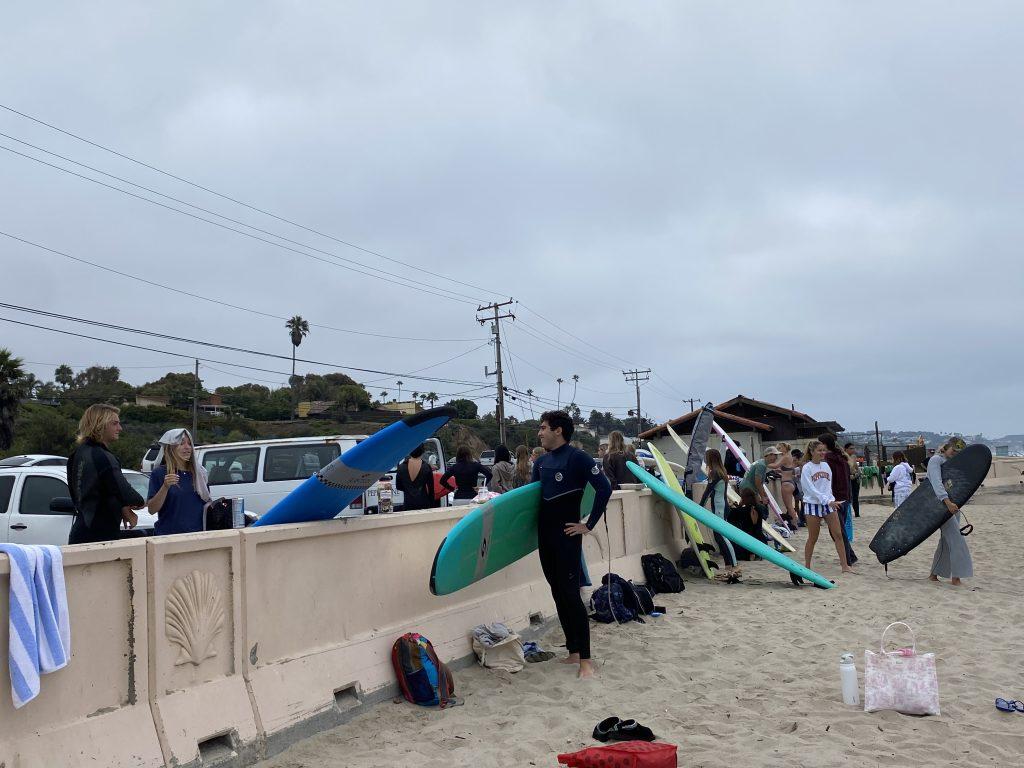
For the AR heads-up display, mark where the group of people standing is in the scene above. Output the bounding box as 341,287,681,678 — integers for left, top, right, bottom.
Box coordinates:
66,404,223,544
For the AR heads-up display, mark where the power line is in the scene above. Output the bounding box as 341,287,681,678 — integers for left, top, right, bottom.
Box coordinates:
0,102,500,301
0,130,487,305
0,143,479,306
0,230,483,343
517,301,636,369
0,304,489,387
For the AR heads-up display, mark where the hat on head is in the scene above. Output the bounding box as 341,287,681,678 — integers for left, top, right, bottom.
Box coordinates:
764,446,783,456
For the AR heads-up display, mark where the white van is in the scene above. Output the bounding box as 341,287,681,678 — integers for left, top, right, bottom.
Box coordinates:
191,435,447,518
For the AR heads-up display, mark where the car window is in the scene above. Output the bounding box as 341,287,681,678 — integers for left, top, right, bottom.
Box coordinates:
36,458,68,467
203,448,260,485
125,474,151,499
0,457,31,467
0,476,14,514
144,445,160,461
263,444,340,482
20,475,72,516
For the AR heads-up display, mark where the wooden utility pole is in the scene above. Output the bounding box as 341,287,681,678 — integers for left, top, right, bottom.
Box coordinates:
623,369,651,441
478,299,515,445
192,359,200,439
875,420,883,496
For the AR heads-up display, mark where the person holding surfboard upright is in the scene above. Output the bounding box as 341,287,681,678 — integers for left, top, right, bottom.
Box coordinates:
800,440,854,574
533,410,612,679
927,437,973,586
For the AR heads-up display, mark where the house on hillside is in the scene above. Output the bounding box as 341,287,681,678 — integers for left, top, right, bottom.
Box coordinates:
135,394,171,408
639,395,845,467
380,400,422,416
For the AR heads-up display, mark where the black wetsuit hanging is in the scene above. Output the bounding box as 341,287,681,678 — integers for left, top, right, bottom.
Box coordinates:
532,443,612,661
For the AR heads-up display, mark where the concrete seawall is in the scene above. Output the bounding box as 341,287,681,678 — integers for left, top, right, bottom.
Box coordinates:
0,488,684,767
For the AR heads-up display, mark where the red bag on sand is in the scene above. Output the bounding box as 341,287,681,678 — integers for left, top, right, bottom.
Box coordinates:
557,741,677,768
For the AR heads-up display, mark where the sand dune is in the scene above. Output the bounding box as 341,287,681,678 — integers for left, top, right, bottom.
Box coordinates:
258,480,1024,767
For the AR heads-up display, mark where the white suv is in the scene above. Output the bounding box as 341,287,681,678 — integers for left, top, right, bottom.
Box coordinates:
0,466,157,545
0,454,69,468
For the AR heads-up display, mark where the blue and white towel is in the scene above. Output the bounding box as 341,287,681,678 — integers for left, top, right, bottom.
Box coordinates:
0,544,71,708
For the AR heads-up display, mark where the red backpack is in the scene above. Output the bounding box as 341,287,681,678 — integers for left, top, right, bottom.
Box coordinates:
557,741,677,768
391,633,456,708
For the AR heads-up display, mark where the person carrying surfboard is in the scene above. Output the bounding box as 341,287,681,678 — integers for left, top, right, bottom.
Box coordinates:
927,437,973,586
533,410,612,679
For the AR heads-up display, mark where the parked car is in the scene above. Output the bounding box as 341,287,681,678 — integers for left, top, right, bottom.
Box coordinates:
184,435,448,517
0,467,157,545
479,449,495,467
0,454,68,468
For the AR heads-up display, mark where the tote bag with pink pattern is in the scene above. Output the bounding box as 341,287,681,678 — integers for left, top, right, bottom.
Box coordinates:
863,622,940,715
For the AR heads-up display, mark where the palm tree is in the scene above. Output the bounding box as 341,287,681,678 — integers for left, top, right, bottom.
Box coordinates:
556,378,564,409
396,380,404,401
1,348,26,450
426,392,438,407
285,316,310,379
54,364,74,390
526,388,535,419
571,374,579,405
380,390,389,402
411,390,419,402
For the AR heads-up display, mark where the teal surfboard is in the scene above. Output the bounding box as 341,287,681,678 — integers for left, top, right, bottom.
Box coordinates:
627,461,835,590
430,482,596,596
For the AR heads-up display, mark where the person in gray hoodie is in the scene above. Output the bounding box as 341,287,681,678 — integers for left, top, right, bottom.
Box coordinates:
927,437,973,585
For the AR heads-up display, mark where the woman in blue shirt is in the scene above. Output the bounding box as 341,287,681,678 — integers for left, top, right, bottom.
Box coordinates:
147,428,213,534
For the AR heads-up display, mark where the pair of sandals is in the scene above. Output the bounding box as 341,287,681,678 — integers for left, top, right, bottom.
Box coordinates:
592,716,656,742
995,698,1024,713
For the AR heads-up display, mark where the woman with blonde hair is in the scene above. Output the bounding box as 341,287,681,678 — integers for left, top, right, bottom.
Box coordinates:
799,439,854,574
602,430,632,490
147,428,219,534
67,404,146,544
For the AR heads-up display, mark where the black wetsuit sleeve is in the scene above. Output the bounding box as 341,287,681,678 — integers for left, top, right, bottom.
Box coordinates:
97,450,145,508
575,451,612,530
698,480,715,507
476,462,492,482
531,458,541,483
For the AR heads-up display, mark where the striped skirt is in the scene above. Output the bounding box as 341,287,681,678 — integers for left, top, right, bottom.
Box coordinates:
804,503,832,518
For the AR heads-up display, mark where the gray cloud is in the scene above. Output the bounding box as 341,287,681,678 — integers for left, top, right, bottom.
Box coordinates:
1,1,1021,435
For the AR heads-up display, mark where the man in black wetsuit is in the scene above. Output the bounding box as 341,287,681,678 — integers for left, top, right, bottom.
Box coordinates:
532,410,612,679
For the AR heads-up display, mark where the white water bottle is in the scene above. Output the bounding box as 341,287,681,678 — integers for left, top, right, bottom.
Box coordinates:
840,653,859,705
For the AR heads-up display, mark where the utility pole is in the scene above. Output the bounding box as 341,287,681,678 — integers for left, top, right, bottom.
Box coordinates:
623,369,651,442
683,397,700,413
478,299,515,445
192,359,200,439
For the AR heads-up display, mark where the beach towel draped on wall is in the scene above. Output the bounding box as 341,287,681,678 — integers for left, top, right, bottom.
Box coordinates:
0,544,71,708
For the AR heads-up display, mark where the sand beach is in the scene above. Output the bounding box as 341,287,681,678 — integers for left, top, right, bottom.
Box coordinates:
258,479,1024,768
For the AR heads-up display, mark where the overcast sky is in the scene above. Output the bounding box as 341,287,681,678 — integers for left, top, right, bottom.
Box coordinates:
1,2,1020,437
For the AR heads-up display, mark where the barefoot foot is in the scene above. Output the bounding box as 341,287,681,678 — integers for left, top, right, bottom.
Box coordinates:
578,659,596,679
559,653,581,665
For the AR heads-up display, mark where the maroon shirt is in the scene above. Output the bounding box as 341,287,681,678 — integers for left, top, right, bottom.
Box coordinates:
824,449,851,502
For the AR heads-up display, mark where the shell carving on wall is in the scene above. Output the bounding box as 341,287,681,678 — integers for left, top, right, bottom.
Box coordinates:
165,570,226,666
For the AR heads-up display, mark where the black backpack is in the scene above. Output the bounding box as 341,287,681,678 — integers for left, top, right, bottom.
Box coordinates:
631,582,656,615
590,574,637,623
641,553,685,593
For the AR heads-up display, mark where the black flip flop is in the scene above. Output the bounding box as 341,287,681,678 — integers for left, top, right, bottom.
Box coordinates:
610,719,656,742
592,716,620,742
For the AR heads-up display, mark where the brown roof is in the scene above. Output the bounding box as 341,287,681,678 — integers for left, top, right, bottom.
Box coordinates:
715,395,816,423
639,408,770,440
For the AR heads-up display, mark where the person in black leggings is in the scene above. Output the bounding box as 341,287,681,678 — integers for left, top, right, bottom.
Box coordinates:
440,446,492,504
532,410,611,679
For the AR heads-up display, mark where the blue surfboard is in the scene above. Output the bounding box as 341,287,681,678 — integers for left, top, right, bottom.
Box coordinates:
252,406,456,526
627,461,835,589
